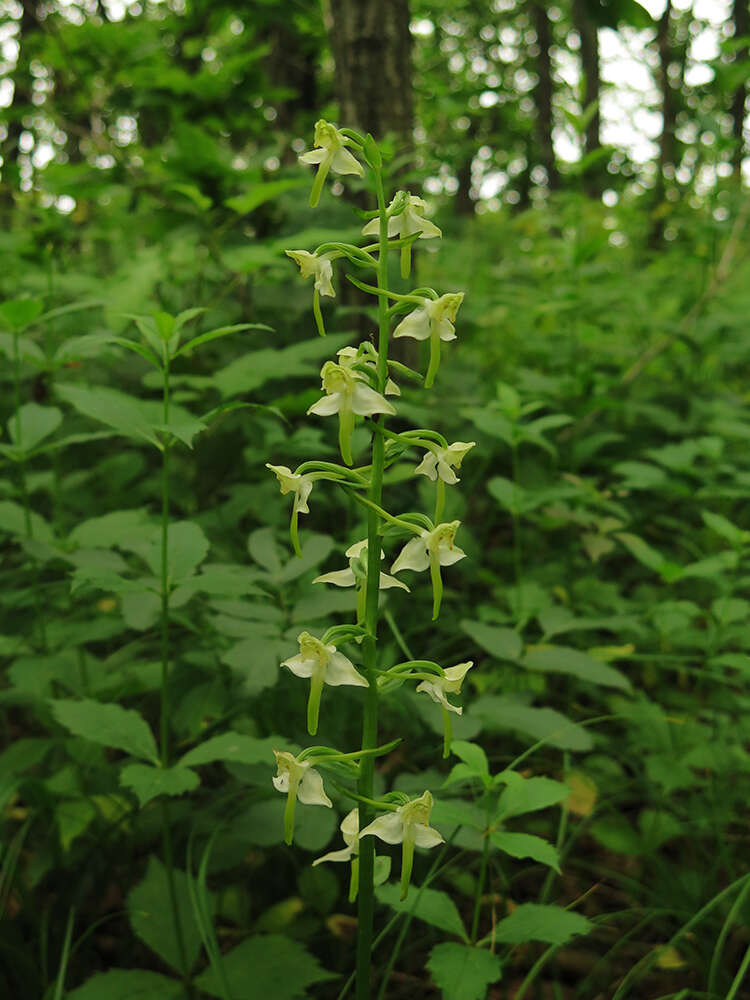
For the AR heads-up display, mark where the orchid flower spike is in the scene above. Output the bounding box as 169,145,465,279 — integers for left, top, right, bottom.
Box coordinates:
362,191,441,277
307,360,396,466
394,292,464,388
416,661,474,757
337,346,400,396
359,791,444,900
313,808,361,901
299,119,364,207
285,250,335,297
314,539,409,623
391,520,466,619
266,464,315,557
272,749,333,845
282,631,368,735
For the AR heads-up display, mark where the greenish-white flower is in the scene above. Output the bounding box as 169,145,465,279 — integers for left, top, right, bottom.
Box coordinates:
359,791,444,899
314,539,409,592
361,192,441,241
393,293,464,343
391,520,465,619
285,250,335,297
266,464,314,514
336,346,400,396
308,360,396,466
282,630,368,735
416,661,474,714
299,119,364,207
414,441,475,485
313,808,359,866
272,749,333,845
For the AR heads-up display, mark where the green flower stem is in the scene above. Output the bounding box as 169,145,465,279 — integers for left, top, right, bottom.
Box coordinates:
345,489,422,536
296,460,367,482
425,322,441,388
399,836,416,900
441,706,452,759
158,358,190,990
429,552,444,620
470,825,491,943
283,779,300,845
290,508,302,558
307,670,325,735
356,161,390,1000
434,478,446,523
349,857,359,903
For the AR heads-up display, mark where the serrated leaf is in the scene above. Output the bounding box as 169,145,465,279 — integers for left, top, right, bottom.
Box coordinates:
120,763,199,806
194,934,334,999
461,620,522,662
376,884,468,941
128,856,206,974
179,732,278,768
65,969,183,1000
51,699,159,763
491,831,560,871
493,903,591,945
427,943,502,1000
523,645,631,691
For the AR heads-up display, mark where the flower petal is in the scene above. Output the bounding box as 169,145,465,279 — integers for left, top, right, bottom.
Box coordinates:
438,545,466,567
351,383,397,417
325,650,369,687
379,571,410,591
413,824,445,848
298,766,333,807
312,845,356,866
308,393,342,416
282,653,315,679
359,812,405,845
416,680,462,714
391,536,430,574
313,568,356,587
414,452,438,481
393,306,431,341
438,318,457,341
299,149,327,165
331,148,364,176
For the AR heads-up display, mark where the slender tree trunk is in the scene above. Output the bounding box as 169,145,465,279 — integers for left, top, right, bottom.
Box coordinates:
532,2,559,190
572,0,601,196
328,0,413,147
731,0,748,181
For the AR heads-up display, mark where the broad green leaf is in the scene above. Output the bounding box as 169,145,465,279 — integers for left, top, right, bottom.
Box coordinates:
225,178,307,215
144,520,209,584
214,334,350,398
589,817,643,855
7,403,62,452
51,699,159,763
376,884,468,941
275,532,334,583
175,322,272,357
237,798,337,851
490,831,560,871
69,509,154,550
0,331,44,363
431,798,486,831
120,763,199,807
179,732,277,768
496,771,570,819
0,738,52,780
248,526,283,573
450,740,489,777
128,856,206,974
701,510,748,547
56,798,97,851
0,500,55,542
427,943,502,1000
471,696,592,751
616,532,683,582
0,298,43,330
493,903,591,945
195,934,334,999
54,333,118,362
681,550,738,580
56,384,162,448
221,636,287,694
65,969,183,1000
523,645,631,691
461,620,522,662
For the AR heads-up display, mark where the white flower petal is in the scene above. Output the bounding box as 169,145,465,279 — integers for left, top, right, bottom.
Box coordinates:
298,766,333,807
331,148,364,176
313,568,356,587
312,845,356,866
413,824,445,848
299,149,327,165
391,535,430,574
438,545,466,567
393,306,431,341
314,258,335,297
438,318,457,341
282,653,315,679
414,453,438,481
345,539,370,558
308,393,343,417
436,459,459,485
272,773,289,794
325,650,368,687
351,383,397,417
416,680,462,714
359,812,405,845
379,571,410,591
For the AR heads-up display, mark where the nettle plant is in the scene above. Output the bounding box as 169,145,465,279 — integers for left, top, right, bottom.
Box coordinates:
268,120,478,998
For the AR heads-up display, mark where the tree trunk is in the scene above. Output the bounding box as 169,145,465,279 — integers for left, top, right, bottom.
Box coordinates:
532,2,559,190
731,0,748,181
571,0,601,196
328,0,413,147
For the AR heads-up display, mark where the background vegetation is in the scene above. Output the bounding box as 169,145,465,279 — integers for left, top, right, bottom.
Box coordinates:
2,0,750,997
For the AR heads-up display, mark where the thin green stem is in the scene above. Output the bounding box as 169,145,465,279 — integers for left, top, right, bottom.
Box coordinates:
470,826,491,942
355,161,390,1000
345,489,422,536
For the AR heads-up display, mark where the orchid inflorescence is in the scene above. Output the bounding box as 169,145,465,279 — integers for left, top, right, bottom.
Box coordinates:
267,121,475,908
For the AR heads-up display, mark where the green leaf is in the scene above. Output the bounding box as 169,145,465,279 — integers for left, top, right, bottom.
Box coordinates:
51,699,159,763
69,509,154,549
56,384,162,448
175,322,271,357
376,884,468,941
6,403,62,453
495,771,570,819
65,969,183,1000
248,526,283,573
194,934,334,999
701,510,748,547
120,763,199,807
54,333,119,363
0,298,43,331
490,831,560,871
275,532,334,583
493,903,591,945
523,645,631,691
128,856,206,975
471,696,592,752
461,620,522,662
616,532,683,582
225,178,307,215
145,520,210,585
56,797,97,851
450,740,489,777
427,942,502,1000
0,331,44,363
221,636,287,694
0,499,55,542
179,732,277,768
214,334,350,398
